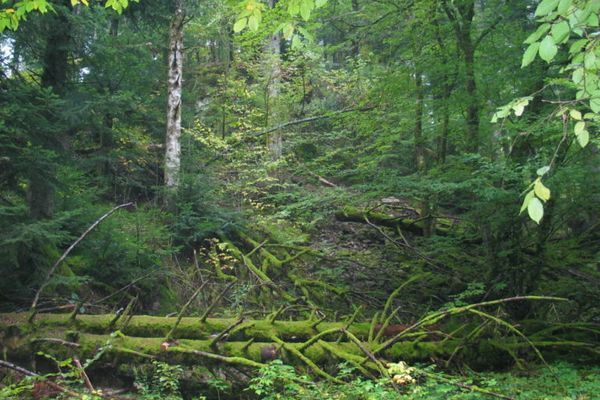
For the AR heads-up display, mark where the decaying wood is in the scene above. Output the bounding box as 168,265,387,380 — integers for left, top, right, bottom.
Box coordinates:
335,206,453,236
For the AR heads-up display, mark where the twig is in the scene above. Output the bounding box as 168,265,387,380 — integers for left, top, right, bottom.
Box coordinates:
0,360,84,398
271,335,343,383
73,358,95,393
176,347,266,369
31,338,80,348
372,296,566,357
93,269,160,305
166,281,209,340
200,281,236,322
30,202,134,312
209,318,246,347
341,328,399,392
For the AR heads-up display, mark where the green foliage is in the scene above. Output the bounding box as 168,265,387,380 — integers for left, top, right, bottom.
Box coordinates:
248,361,600,400
134,360,184,400
495,0,600,222
0,0,137,32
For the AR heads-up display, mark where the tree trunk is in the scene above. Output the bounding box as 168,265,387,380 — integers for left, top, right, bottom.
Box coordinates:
462,37,479,152
437,94,450,164
444,0,479,153
414,66,425,172
29,0,71,219
350,0,360,57
411,5,432,236
164,2,185,190
266,0,283,160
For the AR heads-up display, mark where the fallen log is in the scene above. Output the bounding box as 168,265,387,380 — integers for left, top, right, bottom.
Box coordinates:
1,313,373,342
335,206,453,236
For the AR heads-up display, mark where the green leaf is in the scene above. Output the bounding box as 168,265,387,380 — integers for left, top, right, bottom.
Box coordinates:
534,179,551,202
282,23,294,40
537,166,550,176
535,0,559,17
590,97,600,113
569,109,582,120
574,121,585,135
291,34,301,49
557,0,572,14
527,197,544,224
584,52,596,69
512,97,532,116
576,129,589,147
522,42,540,68
539,35,558,62
524,23,551,44
520,190,535,214
551,20,570,43
315,0,327,7
288,0,300,15
569,38,587,54
248,14,259,31
297,26,314,42
572,68,584,84
233,17,247,33
299,0,313,21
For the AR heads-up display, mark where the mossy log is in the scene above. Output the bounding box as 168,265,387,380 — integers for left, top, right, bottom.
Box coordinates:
5,331,458,367
2,313,599,374
1,313,374,342
335,206,454,236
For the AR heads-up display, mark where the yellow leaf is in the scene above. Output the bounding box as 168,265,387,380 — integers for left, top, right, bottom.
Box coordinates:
534,179,551,202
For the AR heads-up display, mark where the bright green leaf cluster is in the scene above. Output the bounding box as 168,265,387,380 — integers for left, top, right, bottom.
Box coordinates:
1,0,53,31
491,96,533,122
233,0,265,33
1,0,138,32
522,0,600,117
506,0,599,223
520,172,552,224
287,0,326,21
233,0,327,35
104,0,137,14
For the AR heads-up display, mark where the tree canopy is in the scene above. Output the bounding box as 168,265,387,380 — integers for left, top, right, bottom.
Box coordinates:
0,0,599,398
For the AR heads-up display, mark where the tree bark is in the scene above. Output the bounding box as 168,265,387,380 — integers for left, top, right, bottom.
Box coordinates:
164,1,185,190
414,65,425,172
351,0,360,57
266,0,283,160
444,0,480,153
28,0,72,220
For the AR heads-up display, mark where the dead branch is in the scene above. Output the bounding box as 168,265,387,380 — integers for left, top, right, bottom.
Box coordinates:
30,202,134,312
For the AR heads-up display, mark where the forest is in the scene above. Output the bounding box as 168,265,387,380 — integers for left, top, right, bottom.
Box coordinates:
0,0,599,398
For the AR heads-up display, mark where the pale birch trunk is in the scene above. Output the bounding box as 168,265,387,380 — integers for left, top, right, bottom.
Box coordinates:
165,2,185,189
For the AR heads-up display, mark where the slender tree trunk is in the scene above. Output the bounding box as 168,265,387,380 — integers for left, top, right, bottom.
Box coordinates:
437,94,450,164
29,0,71,219
164,1,185,189
444,0,480,153
414,67,425,172
462,37,479,152
266,0,283,160
350,0,360,57
432,7,457,165
411,5,434,236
